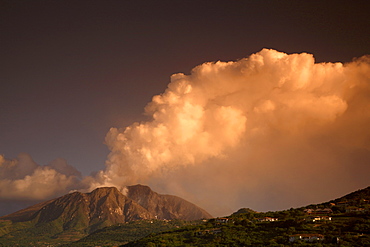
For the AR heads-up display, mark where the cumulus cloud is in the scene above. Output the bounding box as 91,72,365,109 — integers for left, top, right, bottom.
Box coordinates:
89,49,370,215
0,153,81,200
1,49,369,216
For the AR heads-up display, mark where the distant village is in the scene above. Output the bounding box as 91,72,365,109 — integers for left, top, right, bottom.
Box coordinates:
201,199,370,244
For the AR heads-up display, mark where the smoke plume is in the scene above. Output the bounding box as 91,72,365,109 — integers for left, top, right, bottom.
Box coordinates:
1,49,369,216
90,49,370,215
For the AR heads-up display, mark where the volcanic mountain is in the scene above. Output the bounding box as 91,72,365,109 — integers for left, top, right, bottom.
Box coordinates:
0,185,212,240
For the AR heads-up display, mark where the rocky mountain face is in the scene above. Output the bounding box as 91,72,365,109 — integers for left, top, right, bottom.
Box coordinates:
127,185,212,221
0,185,212,235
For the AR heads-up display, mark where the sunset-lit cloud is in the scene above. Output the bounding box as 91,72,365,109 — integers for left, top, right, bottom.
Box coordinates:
0,153,81,200
92,49,369,215
1,49,369,216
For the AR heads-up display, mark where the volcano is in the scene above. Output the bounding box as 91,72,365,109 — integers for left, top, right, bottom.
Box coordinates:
0,185,212,238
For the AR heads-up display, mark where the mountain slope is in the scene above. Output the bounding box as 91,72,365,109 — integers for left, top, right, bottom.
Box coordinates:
0,187,152,233
127,184,213,220
0,185,212,245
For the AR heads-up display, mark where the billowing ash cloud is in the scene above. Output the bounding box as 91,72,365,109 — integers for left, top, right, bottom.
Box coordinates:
1,49,369,216
89,49,370,215
0,153,81,200
93,66,249,187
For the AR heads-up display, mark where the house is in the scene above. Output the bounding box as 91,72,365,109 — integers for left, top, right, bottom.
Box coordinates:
304,208,314,214
304,208,332,214
215,217,229,223
307,215,332,222
257,217,278,222
289,234,324,242
315,208,333,214
346,207,365,213
337,201,348,207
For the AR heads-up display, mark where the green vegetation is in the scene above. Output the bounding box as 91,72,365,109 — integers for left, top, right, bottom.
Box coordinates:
0,219,195,247
122,187,370,246
62,219,195,247
0,186,369,246
0,218,85,246
123,208,370,247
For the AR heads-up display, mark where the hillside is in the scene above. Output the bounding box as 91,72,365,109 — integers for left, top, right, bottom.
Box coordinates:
127,185,212,221
0,185,211,246
124,186,370,246
1,186,369,246
62,219,197,247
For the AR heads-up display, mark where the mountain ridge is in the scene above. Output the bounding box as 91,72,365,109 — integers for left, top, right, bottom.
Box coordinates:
1,185,212,223
0,185,212,245
1,185,369,246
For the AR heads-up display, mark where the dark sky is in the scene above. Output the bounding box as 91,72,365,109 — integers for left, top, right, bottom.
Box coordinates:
1,1,369,215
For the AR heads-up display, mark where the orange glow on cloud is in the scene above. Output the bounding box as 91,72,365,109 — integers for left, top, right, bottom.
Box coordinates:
1,49,369,216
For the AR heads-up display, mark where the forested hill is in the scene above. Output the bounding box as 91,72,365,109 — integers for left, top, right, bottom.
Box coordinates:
333,186,370,205
123,186,370,246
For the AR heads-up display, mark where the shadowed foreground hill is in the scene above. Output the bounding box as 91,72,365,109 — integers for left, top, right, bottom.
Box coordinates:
0,185,212,246
124,186,370,247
